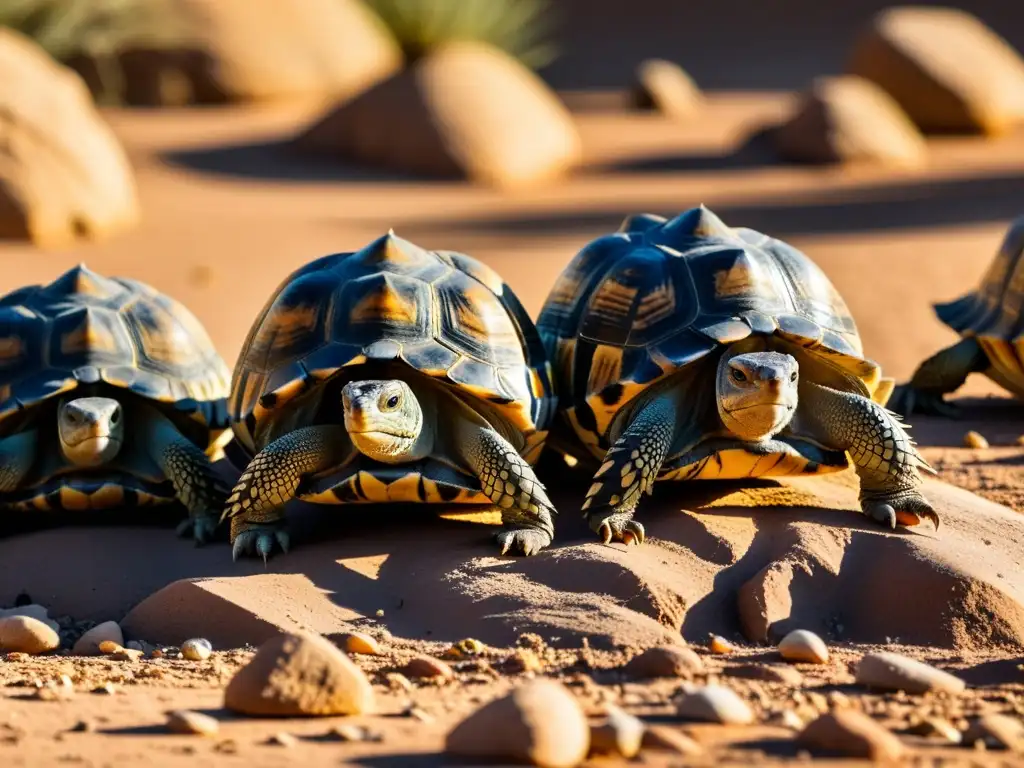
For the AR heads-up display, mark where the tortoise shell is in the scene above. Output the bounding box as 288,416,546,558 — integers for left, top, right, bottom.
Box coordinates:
537,206,887,460
931,216,1024,393
228,232,555,503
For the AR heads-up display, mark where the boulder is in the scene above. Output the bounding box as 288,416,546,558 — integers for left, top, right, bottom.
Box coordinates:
772,76,927,167
847,7,1024,135
295,42,581,189
631,59,702,120
0,29,138,247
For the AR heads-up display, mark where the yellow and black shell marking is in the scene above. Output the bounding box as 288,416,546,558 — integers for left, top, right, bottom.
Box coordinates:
0,264,231,506
536,206,886,477
227,232,556,504
930,216,1024,396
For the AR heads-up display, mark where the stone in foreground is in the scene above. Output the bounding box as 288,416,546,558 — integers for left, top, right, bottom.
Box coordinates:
0,616,60,654
855,651,966,695
798,710,904,760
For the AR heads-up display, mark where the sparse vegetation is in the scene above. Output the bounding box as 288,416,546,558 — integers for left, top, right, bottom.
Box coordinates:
0,0,193,103
364,0,558,68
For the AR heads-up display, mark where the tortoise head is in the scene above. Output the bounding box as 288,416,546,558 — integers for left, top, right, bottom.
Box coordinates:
57,396,124,467
342,380,423,464
716,351,799,442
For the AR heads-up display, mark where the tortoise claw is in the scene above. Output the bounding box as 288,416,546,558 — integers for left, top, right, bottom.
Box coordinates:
231,525,290,563
176,513,220,546
589,512,645,547
495,528,552,557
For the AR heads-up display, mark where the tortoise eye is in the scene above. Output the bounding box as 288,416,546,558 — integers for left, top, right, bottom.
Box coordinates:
385,394,401,409
730,368,747,383
790,371,798,382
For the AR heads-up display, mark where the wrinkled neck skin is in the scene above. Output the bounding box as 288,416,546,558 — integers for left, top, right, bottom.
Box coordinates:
57,396,125,468
715,347,800,442
342,378,435,464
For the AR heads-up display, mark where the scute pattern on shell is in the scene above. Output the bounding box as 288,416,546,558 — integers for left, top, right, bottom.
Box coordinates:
536,206,882,455
229,232,555,458
0,265,230,433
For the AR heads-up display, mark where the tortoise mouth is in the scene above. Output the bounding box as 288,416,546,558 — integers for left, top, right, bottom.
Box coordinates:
724,403,795,415
348,429,418,440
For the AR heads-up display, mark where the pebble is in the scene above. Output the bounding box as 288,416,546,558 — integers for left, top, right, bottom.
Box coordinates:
623,645,704,678
181,638,212,661
72,622,123,656
98,641,122,654
386,672,414,692
769,710,806,730
798,710,903,760
1016,435,1024,447
337,632,382,656
963,430,989,449
445,679,589,768
725,663,804,685
92,683,117,695
708,634,736,654
589,705,645,758
855,652,966,695
778,629,829,664
963,714,1024,751
267,732,297,747
640,725,704,756
0,616,60,654
907,717,962,744
166,710,219,736
223,632,374,716
110,648,144,662
676,685,754,725
403,656,454,680
445,638,485,659
331,724,383,742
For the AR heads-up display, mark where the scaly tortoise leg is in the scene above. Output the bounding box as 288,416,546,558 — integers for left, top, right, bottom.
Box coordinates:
0,430,36,493
582,394,677,546
138,407,227,546
457,423,556,556
803,382,938,530
889,337,987,419
222,425,349,562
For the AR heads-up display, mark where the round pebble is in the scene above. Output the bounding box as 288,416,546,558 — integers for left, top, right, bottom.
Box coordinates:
403,656,454,680
589,705,644,758
98,640,122,654
676,685,753,725
963,714,1024,751
447,638,485,658
778,629,829,664
224,632,375,717
963,430,989,449
0,615,60,654
907,717,962,744
338,632,382,656
708,634,736,654
798,710,903,760
166,710,219,736
624,645,704,679
855,651,965,695
73,622,123,656
181,638,212,661
445,679,589,768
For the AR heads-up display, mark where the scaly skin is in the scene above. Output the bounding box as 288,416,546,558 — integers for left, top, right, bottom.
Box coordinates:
802,382,938,530
889,337,988,418
0,430,37,492
581,393,677,546
223,425,350,561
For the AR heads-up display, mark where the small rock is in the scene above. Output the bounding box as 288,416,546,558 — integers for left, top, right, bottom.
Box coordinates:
386,672,414,692
445,679,589,768
224,632,375,717
402,704,434,723
507,648,543,673
73,622,123,656
403,656,454,680
964,714,1024,751
623,645,704,679
331,724,383,742
798,710,904,761
34,677,73,701
964,430,989,449
98,641,123,654
907,717,962,744
769,710,806,731
166,710,219,736
0,616,60,654
69,720,93,733
725,663,804,686
92,683,117,695
110,648,144,662
445,638,485,659
6,652,28,662
1015,435,1024,447
676,685,754,725
640,725,704,756
181,638,212,661
267,732,297,747
631,59,702,121
855,652,966,695
338,632,381,656
589,705,645,759
708,634,736,654
778,629,829,664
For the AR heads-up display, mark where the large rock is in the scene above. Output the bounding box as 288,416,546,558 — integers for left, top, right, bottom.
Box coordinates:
847,7,1024,135
71,0,402,106
772,76,927,167
0,29,138,247
295,42,581,190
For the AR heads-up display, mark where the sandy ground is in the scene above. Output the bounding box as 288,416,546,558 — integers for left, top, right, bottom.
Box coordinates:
2,93,1024,765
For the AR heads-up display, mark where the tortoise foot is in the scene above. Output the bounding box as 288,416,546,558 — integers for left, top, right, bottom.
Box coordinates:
889,385,960,419
231,523,291,564
495,527,552,557
589,511,646,546
861,489,939,532
176,513,221,546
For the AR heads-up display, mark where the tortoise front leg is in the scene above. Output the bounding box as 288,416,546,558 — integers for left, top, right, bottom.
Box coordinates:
803,382,938,531
0,430,36,493
581,393,677,546
889,337,987,418
223,425,350,562
138,407,226,545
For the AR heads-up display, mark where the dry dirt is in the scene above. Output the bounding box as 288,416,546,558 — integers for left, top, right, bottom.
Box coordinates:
1,93,1024,766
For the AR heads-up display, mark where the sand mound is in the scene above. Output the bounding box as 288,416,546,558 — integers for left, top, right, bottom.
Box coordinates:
1,470,1022,652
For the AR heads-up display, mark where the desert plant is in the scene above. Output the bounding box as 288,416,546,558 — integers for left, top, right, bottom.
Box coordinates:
364,0,558,68
0,0,193,103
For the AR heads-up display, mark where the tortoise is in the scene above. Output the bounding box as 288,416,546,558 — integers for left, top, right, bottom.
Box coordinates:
0,264,231,541
536,205,937,545
222,231,558,561
891,216,1024,417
